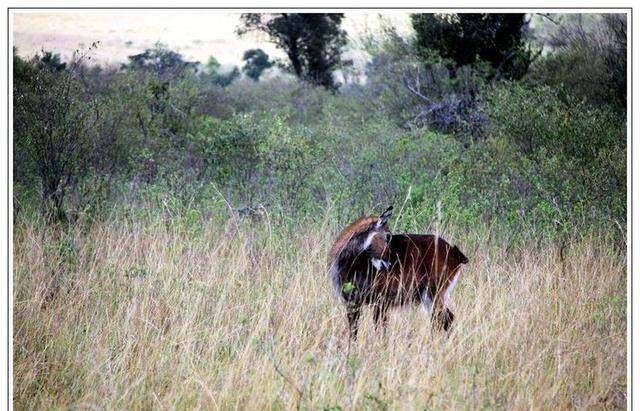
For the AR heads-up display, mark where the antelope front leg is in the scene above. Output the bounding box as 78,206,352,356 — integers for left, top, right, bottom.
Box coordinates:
346,302,361,340
372,303,389,333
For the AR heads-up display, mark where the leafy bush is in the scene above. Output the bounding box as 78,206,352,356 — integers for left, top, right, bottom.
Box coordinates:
358,22,487,136
479,83,626,235
188,112,314,208
527,14,626,112
13,50,101,221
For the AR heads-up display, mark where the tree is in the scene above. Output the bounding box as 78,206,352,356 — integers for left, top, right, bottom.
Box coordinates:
205,55,221,74
359,22,487,135
241,49,274,81
36,50,67,72
237,13,350,89
203,56,240,87
13,50,101,221
123,42,197,80
411,13,536,81
602,14,627,110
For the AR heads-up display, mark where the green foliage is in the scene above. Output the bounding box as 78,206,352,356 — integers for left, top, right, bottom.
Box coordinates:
480,83,625,235
35,50,67,72
188,112,313,207
527,14,626,112
486,84,624,160
341,282,356,294
121,73,202,180
205,56,221,73
12,19,627,246
359,22,488,135
203,56,240,87
122,42,197,80
13,49,101,221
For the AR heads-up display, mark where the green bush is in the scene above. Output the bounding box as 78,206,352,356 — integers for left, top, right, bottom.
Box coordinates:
12,42,626,247
526,14,626,112
477,83,625,236
188,112,314,208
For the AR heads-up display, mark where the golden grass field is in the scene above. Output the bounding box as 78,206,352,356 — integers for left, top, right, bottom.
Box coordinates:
13,212,626,410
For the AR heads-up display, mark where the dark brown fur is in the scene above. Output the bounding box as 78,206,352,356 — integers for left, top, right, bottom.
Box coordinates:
373,234,468,332
328,207,468,339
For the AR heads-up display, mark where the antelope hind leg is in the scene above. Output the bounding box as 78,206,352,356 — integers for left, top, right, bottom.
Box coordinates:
433,307,455,332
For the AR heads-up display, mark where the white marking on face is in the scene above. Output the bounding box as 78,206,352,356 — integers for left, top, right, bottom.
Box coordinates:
361,231,377,251
443,273,460,307
420,291,433,315
371,258,390,271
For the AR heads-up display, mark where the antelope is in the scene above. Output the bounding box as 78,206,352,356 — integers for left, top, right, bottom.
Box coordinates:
328,206,468,339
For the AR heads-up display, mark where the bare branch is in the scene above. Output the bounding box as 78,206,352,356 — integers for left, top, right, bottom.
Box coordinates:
536,13,560,25
403,77,432,105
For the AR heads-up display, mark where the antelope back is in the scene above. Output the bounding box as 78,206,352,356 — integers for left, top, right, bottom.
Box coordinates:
385,234,468,294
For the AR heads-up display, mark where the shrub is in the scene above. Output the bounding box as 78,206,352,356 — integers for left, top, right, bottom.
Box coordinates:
187,112,314,209
359,22,487,136
527,14,626,112
480,83,626,235
13,50,101,221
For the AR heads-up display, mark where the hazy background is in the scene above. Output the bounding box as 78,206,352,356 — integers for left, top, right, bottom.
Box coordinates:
12,11,411,68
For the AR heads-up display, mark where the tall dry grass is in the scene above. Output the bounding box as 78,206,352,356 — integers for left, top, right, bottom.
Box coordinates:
13,212,626,410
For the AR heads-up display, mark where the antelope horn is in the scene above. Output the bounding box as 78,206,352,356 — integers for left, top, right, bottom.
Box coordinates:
376,205,393,227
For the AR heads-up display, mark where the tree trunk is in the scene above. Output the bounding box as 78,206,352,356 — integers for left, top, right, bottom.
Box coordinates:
40,171,66,222
288,39,303,79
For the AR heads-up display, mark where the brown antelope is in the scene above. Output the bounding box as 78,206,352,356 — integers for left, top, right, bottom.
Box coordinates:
328,206,468,339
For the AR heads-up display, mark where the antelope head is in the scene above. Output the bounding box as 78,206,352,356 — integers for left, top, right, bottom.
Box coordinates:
359,206,393,270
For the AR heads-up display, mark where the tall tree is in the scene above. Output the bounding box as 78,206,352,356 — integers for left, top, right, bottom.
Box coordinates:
411,13,536,80
242,49,274,81
237,13,350,89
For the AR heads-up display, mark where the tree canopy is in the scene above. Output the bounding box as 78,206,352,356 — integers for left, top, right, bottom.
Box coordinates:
203,56,240,87
123,42,198,80
242,48,274,81
237,13,350,89
411,13,536,80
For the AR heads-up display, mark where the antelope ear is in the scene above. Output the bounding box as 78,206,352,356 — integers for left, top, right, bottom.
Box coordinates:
376,205,393,228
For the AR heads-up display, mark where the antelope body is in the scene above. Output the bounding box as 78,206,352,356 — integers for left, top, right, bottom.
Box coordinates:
328,206,468,339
